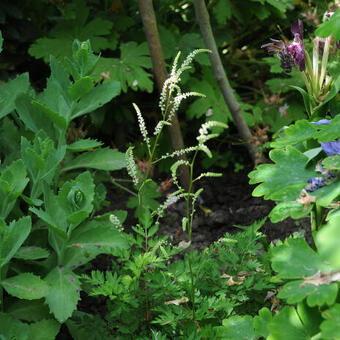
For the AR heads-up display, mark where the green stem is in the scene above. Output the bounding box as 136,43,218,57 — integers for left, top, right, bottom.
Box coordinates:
110,177,137,196
186,150,199,320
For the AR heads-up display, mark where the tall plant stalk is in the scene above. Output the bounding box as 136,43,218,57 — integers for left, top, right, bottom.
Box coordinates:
138,0,191,191
193,0,259,163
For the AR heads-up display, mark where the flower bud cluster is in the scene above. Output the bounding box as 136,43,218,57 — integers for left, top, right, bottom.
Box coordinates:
125,147,139,186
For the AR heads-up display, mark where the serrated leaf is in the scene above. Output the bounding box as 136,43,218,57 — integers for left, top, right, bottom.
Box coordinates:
0,312,29,340
249,147,316,201
68,76,94,101
67,139,103,152
2,273,50,300
61,148,126,172
14,246,50,260
271,238,331,279
278,280,337,306
0,73,30,119
270,120,316,148
45,266,80,323
215,315,256,340
31,100,67,130
320,304,340,339
0,216,31,267
71,81,120,119
267,306,309,340
15,93,57,139
93,42,152,92
28,319,60,340
0,159,29,218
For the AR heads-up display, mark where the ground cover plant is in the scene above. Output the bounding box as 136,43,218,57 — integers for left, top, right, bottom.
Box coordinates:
0,1,339,339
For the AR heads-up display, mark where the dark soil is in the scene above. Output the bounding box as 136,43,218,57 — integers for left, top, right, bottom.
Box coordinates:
108,167,311,249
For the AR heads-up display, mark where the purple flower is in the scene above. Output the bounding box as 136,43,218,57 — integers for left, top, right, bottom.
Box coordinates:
286,20,305,71
261,19,305,72
312,119,340,156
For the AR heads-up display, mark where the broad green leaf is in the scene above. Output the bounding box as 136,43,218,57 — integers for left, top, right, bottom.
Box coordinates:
253,308,273,339
315,216,340,269
249,147,316,201
28,319,60,340
31,100,67,130
0,159,29,218
64,219,129,269
45,266,80,323
14,246,50,260
68,220,129,249
270,120,316,148
215,315,256,340
0,216,31,268
0,312,29,340
315,114,340,142
61,148,126,172
2,273,50,300
269,201,311,223
0,73,30,119
68,76,94,101
67,139,103,152
315,8,340,40
213,0,232,24
289,86,311,117
322,155,340,170
7,299,51,322
297,301,322,337
0,117,21,166
93,42,152,93
271,238,331,279
58,171,95,228
320,304,340,339
71,81,120,119
315,181,340,207
29,206,67,239
50,55,72,106
278,280,337,306
267,306,309,340
15,93,56,139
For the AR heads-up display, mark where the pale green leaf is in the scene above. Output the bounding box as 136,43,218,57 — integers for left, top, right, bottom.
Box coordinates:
0,73,30,119
14,246,50,260
61,148,126,172
45,266,80,323
2,273,50,300
0,216,31,267
320,304,340,339
7,300,51,322
216,315,256,340
67,139,103,152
